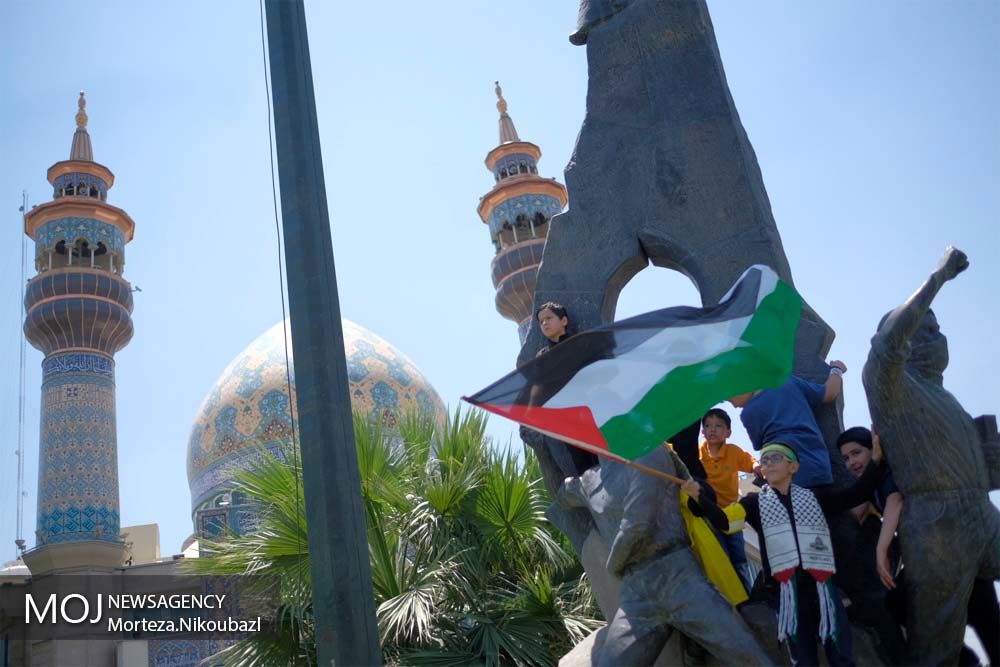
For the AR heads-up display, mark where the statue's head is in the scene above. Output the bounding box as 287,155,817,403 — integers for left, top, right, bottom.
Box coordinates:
880,308,949,382
570,0,634,45
910,309,949,378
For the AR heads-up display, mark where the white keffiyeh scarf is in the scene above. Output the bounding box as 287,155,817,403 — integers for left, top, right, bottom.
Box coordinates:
759,484,838,644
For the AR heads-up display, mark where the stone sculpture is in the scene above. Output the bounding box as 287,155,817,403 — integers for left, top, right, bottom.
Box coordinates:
862,246,1000,665
559,451,775,666
518,0,859,648
570,0,633,45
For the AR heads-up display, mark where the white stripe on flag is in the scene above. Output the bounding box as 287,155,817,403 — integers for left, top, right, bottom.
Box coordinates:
718,264,778,309
755,267,778,308
543,314,753,427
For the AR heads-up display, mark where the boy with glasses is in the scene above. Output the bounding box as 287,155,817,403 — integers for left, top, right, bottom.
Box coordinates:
685,442,884,666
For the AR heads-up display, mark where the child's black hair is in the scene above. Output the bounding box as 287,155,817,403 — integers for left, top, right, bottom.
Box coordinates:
535,301,568,321
702,407,731,429
836,426,873,450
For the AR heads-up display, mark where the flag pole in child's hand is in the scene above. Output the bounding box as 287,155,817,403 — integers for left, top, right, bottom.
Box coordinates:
523,424,686,486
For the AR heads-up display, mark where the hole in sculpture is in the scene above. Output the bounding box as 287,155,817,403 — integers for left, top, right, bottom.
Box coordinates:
613,265,702,322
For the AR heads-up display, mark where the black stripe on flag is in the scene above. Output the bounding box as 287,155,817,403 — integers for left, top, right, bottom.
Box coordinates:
467,266,764,409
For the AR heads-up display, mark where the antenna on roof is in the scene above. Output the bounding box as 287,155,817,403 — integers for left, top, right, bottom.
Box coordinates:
15,191,28,558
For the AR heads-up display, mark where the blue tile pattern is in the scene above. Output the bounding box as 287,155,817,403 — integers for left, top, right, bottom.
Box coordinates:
199,509,229,538
493,152,537,180
43,352,115,377
187,319,447,522
36,352,121,544
53,173,108,199
487,193,563,238
35,216,125,254
147,639,226,667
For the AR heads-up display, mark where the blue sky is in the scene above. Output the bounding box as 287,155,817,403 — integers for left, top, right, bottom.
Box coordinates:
0,0,997,560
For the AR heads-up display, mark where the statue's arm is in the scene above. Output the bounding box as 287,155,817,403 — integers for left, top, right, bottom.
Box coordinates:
606,460,663,576
878,247,968,349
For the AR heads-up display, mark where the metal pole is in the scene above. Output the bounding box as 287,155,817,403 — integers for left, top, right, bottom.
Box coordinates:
263,2,381,664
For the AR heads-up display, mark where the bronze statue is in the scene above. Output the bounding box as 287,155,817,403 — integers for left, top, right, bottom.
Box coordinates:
560,449,774,665
862,246,1000,665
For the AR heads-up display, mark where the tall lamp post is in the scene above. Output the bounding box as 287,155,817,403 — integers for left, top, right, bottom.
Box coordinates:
264,1,381,664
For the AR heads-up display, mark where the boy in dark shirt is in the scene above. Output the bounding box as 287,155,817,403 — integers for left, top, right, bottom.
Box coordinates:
839,426,999,666
837,426,907,665
686,442,883,666
838,427,901,588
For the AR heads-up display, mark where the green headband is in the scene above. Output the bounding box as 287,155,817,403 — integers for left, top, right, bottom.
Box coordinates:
760,443,797,462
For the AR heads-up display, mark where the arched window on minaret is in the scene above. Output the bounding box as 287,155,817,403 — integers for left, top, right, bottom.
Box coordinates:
92,242,108,271
514,214,529,238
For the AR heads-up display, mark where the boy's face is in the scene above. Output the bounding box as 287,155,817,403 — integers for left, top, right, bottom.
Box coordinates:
702,415,731,447
538,308,568,341
839,441,872,477
760,451,798,485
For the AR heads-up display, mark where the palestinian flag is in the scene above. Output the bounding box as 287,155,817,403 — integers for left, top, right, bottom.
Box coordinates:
463,265,802,461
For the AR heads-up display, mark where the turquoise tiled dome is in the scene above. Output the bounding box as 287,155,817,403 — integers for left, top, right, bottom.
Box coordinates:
186,319,446,511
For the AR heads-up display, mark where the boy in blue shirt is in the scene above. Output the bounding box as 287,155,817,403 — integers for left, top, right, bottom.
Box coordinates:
728,361,846,488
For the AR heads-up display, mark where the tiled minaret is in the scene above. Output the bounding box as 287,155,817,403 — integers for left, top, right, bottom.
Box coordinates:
477,83,567,343
22,93,135,572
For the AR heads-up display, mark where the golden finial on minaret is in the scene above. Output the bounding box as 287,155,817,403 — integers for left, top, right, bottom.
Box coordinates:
75,91,88,129
494,81,520,144
70,90,94,161
495,81,508,115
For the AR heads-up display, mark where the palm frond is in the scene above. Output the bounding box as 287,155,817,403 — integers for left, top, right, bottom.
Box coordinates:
185,404,599,667
354,411,411,510
435,405,489,472
395,648,482,667
475,450,571,569
397,409,437,472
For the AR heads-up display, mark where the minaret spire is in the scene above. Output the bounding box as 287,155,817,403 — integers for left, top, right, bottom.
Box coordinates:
495,81,520,144
477,83,568,343
22,92,136,576
70,91,94,162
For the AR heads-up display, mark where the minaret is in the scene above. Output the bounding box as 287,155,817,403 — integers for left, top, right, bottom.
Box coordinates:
22,92,135,572
477,83,568,343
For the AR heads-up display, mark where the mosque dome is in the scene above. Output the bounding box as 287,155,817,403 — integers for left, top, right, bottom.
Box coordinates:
186,319,447,516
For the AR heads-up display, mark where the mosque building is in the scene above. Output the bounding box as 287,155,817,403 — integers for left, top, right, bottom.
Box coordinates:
186,318,446,547
1,94,447,666
1,84,764,667
477,83,567,343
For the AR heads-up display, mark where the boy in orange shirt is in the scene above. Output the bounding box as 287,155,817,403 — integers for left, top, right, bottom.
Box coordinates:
699,408,761,589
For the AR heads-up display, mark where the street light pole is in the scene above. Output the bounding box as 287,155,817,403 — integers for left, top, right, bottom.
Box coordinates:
263,1,381,664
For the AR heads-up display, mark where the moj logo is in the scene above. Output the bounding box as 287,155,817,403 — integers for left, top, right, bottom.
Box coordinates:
25,594,103,624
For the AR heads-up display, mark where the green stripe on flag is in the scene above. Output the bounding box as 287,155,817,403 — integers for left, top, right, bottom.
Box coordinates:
598,280,802,460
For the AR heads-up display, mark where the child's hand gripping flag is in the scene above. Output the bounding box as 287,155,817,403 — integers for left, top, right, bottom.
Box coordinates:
463,265,802,463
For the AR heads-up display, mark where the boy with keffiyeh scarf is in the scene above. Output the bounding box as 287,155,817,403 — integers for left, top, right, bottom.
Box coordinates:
687,442,885,666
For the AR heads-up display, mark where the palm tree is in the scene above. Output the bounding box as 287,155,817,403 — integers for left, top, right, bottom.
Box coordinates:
186,407,601,666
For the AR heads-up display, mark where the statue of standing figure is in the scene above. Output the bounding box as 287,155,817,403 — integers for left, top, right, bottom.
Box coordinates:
862,246,1000,665
559,448,774,666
